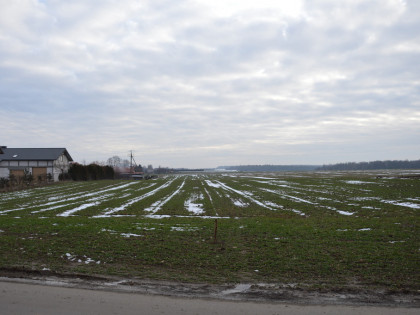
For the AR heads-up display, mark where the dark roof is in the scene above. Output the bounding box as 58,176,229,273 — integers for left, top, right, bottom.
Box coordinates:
0,148,73,162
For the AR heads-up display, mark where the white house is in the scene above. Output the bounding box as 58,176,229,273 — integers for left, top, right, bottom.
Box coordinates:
0,146,73,182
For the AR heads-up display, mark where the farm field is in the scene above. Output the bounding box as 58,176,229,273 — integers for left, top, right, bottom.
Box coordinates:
0,171,419,292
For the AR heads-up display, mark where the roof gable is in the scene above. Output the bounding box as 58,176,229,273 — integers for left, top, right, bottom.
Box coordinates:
0,148,73,162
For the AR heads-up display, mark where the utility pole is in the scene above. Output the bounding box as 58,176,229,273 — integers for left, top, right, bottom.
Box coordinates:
129,151,133,176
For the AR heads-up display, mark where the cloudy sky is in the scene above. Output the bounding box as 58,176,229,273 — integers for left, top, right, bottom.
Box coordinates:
1,0,419,168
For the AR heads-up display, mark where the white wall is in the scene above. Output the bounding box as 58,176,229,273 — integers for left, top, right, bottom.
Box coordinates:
53,154,70,181
0,167,9,178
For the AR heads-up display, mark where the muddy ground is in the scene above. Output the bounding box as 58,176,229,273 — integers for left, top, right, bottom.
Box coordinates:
0,268,418,308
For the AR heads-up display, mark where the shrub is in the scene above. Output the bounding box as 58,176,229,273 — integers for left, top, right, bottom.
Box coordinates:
68,163,114,181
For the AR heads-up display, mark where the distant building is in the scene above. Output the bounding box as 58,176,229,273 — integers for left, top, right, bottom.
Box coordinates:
0,146,73,182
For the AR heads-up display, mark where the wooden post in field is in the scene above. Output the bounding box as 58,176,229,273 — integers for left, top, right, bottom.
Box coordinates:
213,219,218,243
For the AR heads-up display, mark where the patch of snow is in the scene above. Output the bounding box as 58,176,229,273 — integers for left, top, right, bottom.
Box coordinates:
292,209,306,216
221,284,252,295
337,210,354,216
171,226,198,232
358,228,372,231
204,188,213,203
352,197,380,201
95,178,177,217
145,180,186,214
62,253,100,264
232,199,248,207
144,214,230,219
120,233,143,238
101,228,116,233
205,180,221,188
345,180,375,184
260,188,314,204
184,193,205,215
362,206,381,210
263,201,283,209
57,202,100,217
32,201,80,214
215,180,275,210
381,200,420,209
0,207,27,215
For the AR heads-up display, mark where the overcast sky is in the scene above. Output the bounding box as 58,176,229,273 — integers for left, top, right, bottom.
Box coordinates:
1,0,419,168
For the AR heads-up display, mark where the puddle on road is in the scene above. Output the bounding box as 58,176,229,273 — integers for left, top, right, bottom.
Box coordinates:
221,284,252,295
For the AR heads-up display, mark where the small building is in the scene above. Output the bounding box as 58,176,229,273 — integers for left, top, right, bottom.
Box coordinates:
0,146,73,182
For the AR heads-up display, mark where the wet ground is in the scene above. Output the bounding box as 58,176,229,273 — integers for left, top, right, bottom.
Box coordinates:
0,268,418,308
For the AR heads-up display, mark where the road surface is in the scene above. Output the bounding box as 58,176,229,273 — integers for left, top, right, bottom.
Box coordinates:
1,280,418,315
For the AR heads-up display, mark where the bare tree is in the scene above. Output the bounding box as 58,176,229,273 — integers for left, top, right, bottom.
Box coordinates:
106,156,122,168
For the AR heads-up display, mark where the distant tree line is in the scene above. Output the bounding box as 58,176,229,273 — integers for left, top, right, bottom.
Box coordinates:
68,163,114,181
174,168,205,172
216,165,319,172
317,159,420,171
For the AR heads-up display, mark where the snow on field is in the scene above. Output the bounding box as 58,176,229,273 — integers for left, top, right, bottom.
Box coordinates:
253,180,290,187
233,200,248,207
184,193,205,215
144,214,230,219
214,180,275,210
144,180,185,214
258,188,312,214
2,173,418,220
263,201,282,208
204,180,221,188
241,176,278,180
282,193,314,204
62,253,101,264
352,197,380,201
345,180,376,184
46,182,136,205
120,233,143,238
380,200,420,209
1,182,139,215
95,178,178,217
204,188,213,203
0,206,29,215
337,210,354,216
58,201,101,217
351,197,420,209
171,225,199,232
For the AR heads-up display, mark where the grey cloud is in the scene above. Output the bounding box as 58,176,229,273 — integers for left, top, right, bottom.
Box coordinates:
0,0,419,168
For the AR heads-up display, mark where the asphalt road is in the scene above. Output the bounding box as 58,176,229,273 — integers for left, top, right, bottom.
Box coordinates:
1,280,418,315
